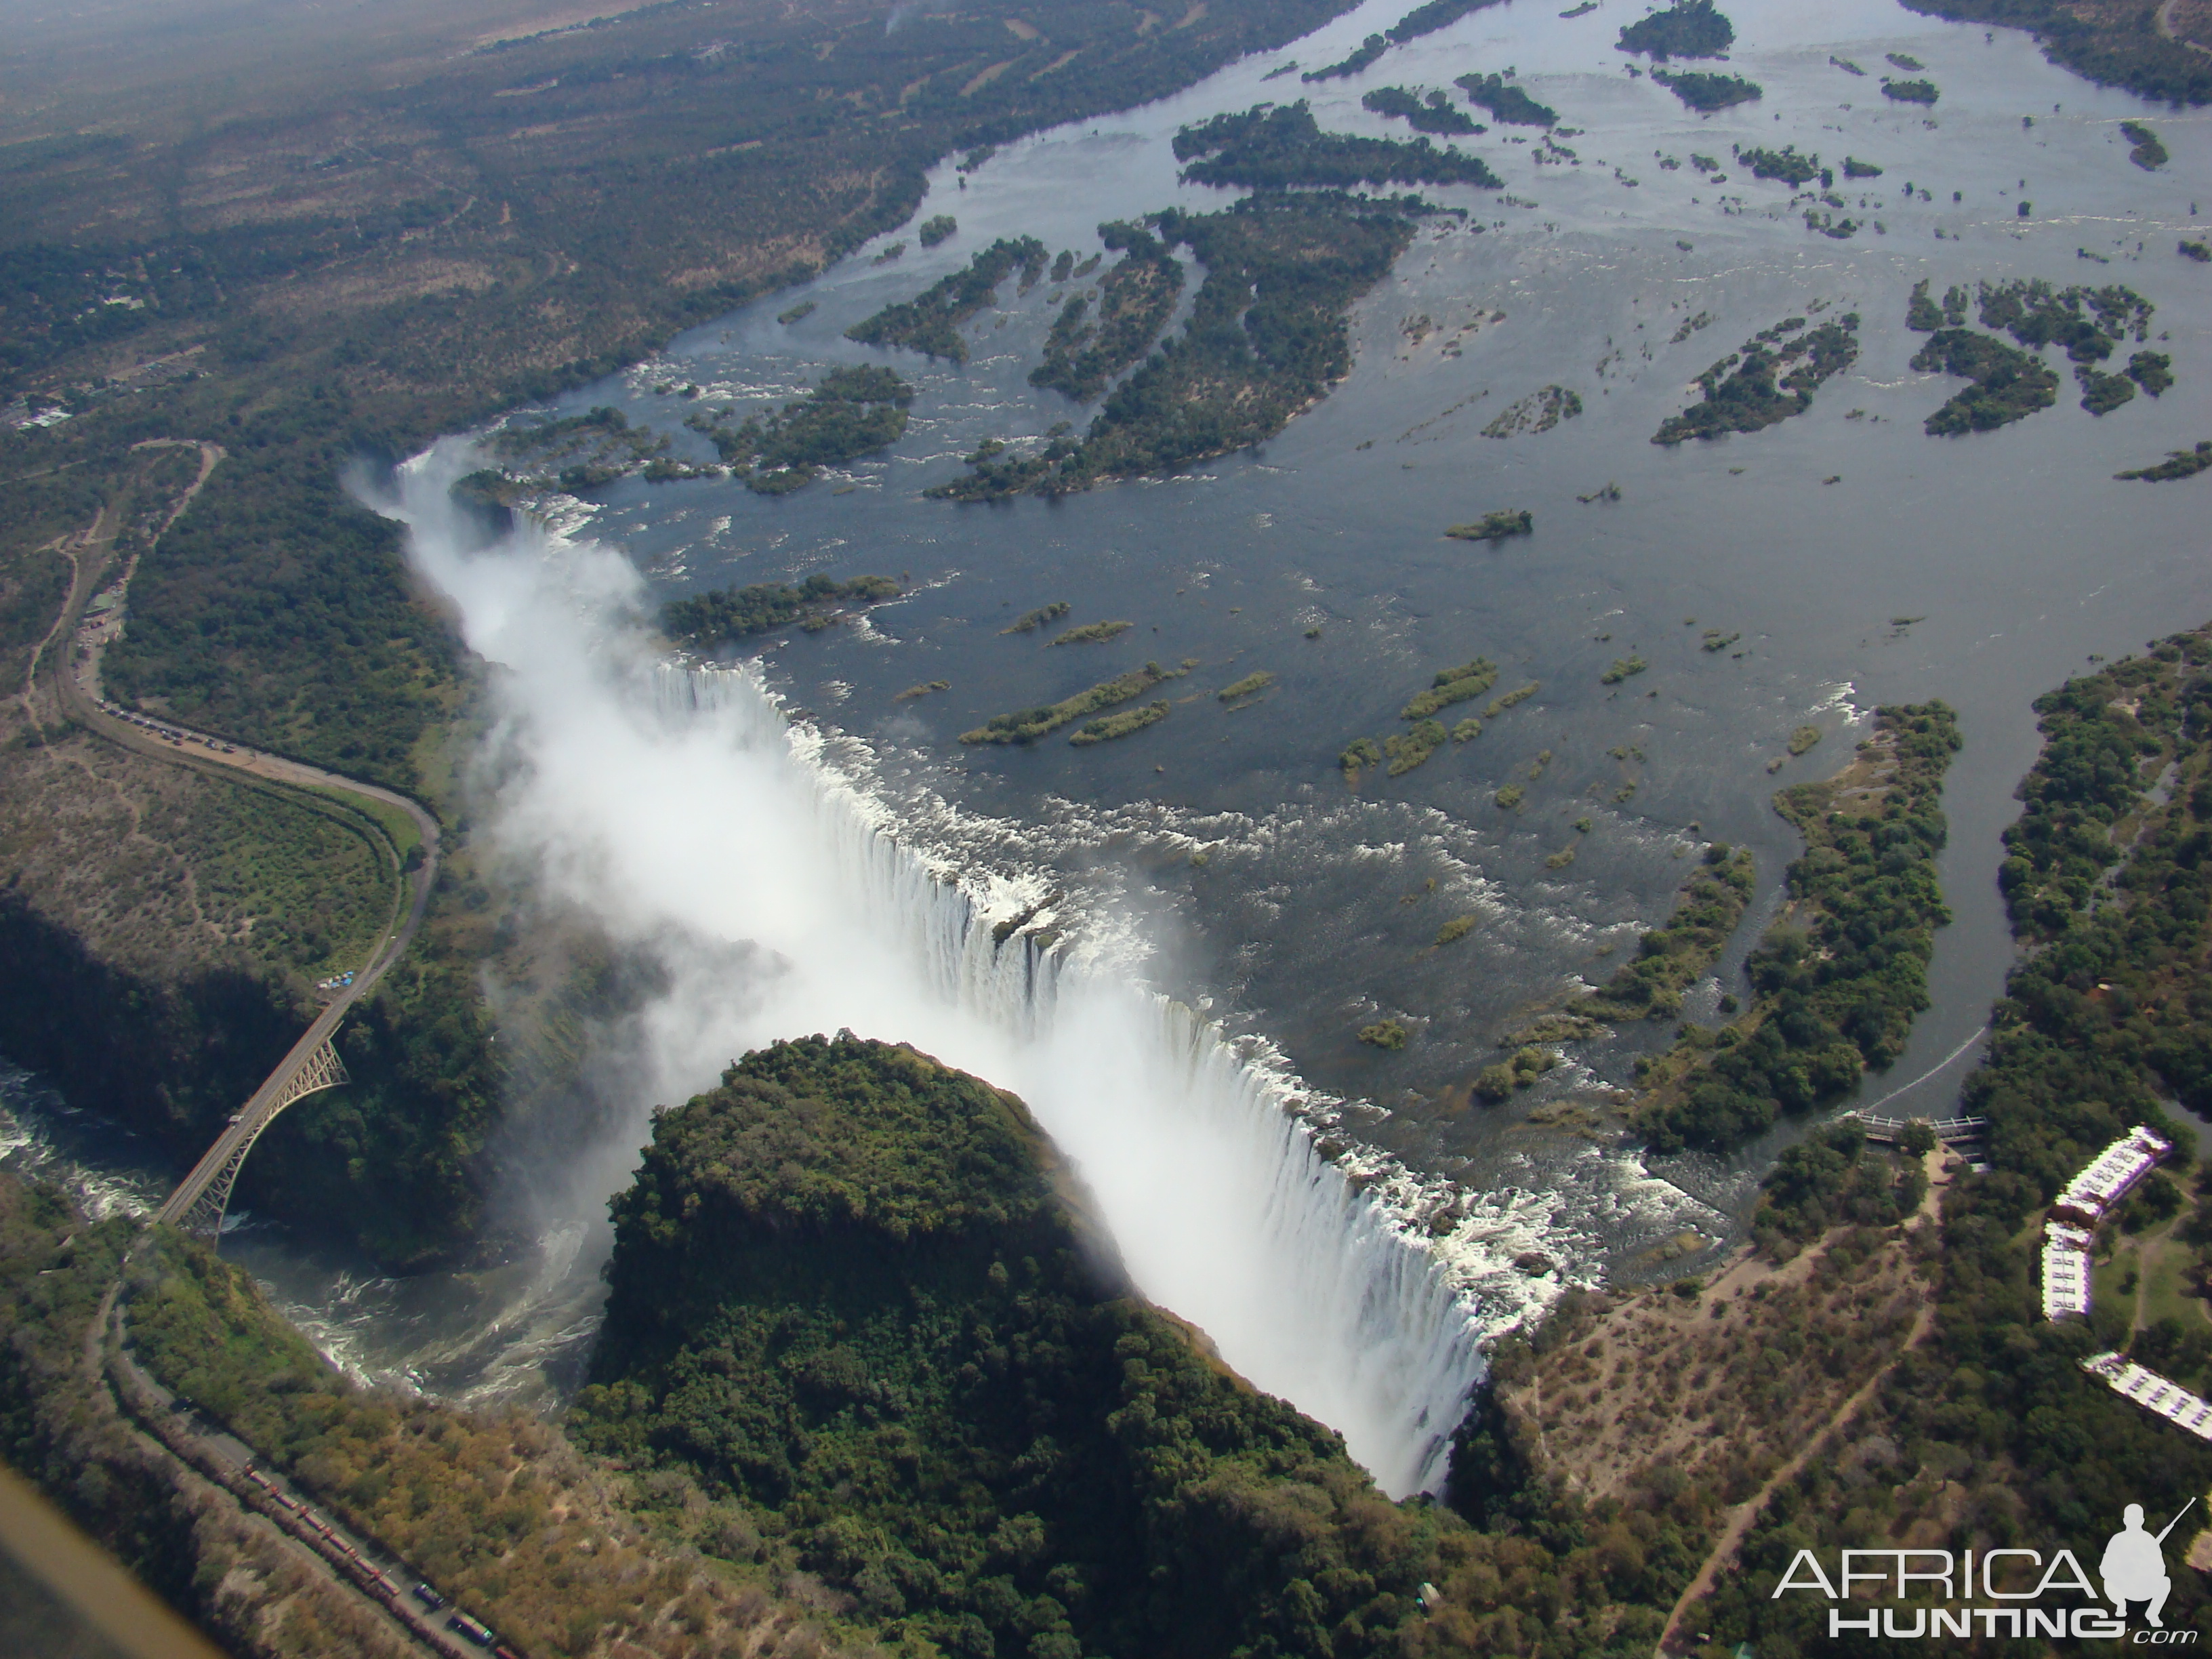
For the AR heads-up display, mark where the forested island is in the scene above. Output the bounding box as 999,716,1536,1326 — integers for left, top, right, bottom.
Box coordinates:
928,193,1430,501
1173,101,1504,190
1904,0,2212,104
1455,73,1557,126
684,365,914,493
1615,0,1735,60
1362,86,1484,136
2118,439,2212,481
1029,225,1185,402
661,573,902,653
1444,509,1534,541
960,661,1185,743
1652,68,1761,110
846,238,1049,362
1628,703,1959,1152
1911,330,2059,434
1650,313,1859,445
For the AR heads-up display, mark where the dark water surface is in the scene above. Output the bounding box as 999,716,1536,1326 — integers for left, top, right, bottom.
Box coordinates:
19,0,2211,1416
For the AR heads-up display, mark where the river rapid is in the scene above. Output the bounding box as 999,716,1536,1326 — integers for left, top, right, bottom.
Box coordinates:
14,0,2212,1494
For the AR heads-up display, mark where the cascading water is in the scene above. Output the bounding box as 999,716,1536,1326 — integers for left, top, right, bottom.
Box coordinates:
659,661,1486,1493
375,444,1517,1496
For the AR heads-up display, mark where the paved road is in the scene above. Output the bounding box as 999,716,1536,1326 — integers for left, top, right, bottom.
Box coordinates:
2157,0,2212,56
37,452,445,1225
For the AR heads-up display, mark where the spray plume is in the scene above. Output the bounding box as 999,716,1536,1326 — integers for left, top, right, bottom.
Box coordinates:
375,442,1483,1496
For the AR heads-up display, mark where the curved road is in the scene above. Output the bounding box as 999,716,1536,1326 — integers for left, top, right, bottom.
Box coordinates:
38,449,444,1225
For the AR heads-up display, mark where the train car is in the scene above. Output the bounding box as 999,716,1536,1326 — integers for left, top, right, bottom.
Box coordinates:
448,1611,496,1646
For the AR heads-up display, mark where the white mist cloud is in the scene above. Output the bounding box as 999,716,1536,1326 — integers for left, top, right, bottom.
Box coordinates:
377,443,1479,1496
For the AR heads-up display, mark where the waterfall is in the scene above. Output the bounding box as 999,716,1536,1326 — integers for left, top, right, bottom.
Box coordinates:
657,663,1485,1496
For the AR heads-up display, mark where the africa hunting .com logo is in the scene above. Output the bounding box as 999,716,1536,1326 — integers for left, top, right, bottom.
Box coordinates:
1769,1501,2201,1643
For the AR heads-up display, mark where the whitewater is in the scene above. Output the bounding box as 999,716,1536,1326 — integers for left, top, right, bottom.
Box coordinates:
376,444,1736,1496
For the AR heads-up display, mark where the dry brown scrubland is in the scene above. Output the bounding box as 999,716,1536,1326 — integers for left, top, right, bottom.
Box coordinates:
1496,1172,1940,1512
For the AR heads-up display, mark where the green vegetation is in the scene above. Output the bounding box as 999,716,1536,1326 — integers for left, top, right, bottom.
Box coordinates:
1386,0,1509,43
930,195,1425,499
1685,629,2212,1654
2131,350,2175,395
1473,1044,1559,1101
2078,364,2137,414
1700,629,1740,652
1910,328,2060,435
1652,69,1762,110
569,1035,1480,1659
2123,120,2169,168
1842,156,1883,178
1615,0,1735,60
662,573,901,653
686,365,914,492
2117,440,2212,481
1386,718,1450,775
491,405,680,491
1978,276,2152,361
1050,619,1135,645
1480,386,1580,438
896,680,950,701
1029,225,1184,401
1362,87,1483,136
2186,240,2212,263
1883,77,1939,104
1218,670,1276,701
1787,724,1821,756
1454,73,1558,127
1403,657,1499,720
1359,1018,1411,1048
1586,846,1757,1021
1436,914,1479,945
1340,735,1384,781
846,237,1048,362
777,300,819,325
1444,509,1534,541
1601,656,1647,684
1002,601,1072,634
1731,143,1820,185
918,213,960,247
1652,314,1859,445
1069,700,1169,745
1631,704,1960,1153
1172,102,1505,190
1485,681,1539,717
1904,278,1967,331
960,661,1182,744
1452,717,1483,742
1494,783,1525,809
1301,33,1390,81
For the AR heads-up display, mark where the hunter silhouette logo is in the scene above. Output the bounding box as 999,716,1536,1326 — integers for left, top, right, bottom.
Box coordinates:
1772,1497,2204,1641
2104,1500,2194,1629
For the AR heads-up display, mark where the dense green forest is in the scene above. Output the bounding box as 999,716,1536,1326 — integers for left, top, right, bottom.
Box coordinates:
1361,86,1484,136
1652,69,1763,110
1910,328,2061,434
1690,627,2212,1650
1584,846,1757,1023
848,239,1050,363
1731,144,1820,185
1455,73,1557,126
1902,0,2212,104
1631,704,1960,1153
2118,438,2212,481
662,573,903,653
568,1036,1479,1659
1029,226,1185,403
1616,0,1735,60
1651,314,1859,445
1172,102,1505,190
930,194,1423,499
687,365,914,492
1301,33,1391,82
960,662,1183,743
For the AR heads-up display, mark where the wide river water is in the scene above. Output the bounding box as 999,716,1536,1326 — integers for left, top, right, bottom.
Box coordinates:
11,0,2211,1488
